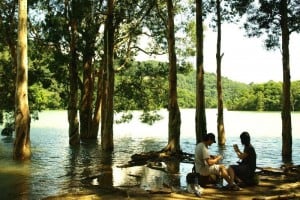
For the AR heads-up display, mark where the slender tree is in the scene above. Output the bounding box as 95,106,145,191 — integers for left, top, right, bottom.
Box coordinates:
231,0,300,162
195,0,207,143
215,0,225,145
206,0,241,145
67,0,80,145
13,0,31,160
163,0,181,153
79,0,103,140
280,0,292,162
101,0,114,151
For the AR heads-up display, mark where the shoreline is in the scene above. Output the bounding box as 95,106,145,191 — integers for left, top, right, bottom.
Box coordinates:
43,166,300,200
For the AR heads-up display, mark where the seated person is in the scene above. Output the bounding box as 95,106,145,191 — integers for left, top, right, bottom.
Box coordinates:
228,131,257,187
195,133,240,190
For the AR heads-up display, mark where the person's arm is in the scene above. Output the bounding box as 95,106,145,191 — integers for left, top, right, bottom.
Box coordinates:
234,145,248,160
205,155,222,166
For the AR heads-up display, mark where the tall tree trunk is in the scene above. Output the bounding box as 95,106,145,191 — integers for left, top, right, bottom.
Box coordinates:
195,0,207,143
280,0,292,162
90,67,103,138
79,2,99,140
68,16,80,146
101,0,114,151
13,0,31,160
80,57,94,140
216,0,225,146
163,0,181,153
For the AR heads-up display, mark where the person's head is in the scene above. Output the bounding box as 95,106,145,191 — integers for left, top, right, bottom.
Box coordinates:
204,133,216,145
240,131,251,146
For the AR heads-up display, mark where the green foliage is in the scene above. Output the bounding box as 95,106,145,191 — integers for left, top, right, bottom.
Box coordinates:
291,81,300,111
177,71,300,111
115,112,133,124
139,111,163,125
29,83,62,110
232,0,300,49
0,48,15,111
1,0,300,118
114,60,168,124
115,60,168,112
252,81,282,111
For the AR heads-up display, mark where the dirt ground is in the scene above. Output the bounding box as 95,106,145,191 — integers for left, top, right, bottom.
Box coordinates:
44,166,300,200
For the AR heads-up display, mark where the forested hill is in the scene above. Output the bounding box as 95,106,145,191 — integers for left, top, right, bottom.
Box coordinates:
177,71,300,111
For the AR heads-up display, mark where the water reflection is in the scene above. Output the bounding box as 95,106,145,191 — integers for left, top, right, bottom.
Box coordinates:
1,135,13,144
1,109,300,199
164,160,181,188
66,140,114,191
0,136,30,200
0,164,30,200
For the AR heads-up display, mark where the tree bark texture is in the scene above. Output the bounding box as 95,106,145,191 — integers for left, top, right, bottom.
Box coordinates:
90,67,103,139
101,0,114,151
68,16,80,146
164,0,181,153
79,6,99,140
13,0,31,160
280,0,292,162
216,0,226,145
195,0,207,144
79,57,94,139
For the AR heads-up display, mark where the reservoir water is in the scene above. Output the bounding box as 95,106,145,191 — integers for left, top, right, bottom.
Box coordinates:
0,109,300,199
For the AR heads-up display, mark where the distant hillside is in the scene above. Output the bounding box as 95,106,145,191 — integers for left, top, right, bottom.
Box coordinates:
177,71,250,109
177,71,300,111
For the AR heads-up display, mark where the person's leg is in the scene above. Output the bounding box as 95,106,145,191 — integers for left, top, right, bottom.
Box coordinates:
219,165,234,185
228,166,236,183
219,165,240,190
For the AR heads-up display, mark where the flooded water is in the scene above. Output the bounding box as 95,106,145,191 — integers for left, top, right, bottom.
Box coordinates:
1,109,300,199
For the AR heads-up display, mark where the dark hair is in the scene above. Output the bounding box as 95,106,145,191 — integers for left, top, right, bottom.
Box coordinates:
240,131,250,145
203,133,216,143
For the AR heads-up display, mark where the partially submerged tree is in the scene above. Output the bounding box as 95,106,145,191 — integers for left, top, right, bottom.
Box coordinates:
164,0,181,153
215,0,226,145
67,0,80,145
195,0,207,143
232,0,300,161
13,0,31,160
101,0,114,151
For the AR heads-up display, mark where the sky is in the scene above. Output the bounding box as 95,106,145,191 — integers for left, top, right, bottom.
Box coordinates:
137,23,300,84
203,23,300,84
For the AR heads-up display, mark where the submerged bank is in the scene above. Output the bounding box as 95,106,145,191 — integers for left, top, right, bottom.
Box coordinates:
43,165,300,200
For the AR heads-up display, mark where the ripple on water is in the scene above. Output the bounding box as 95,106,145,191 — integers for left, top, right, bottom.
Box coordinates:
1,113,300,199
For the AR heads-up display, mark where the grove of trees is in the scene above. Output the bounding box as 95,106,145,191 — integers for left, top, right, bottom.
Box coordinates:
0,0,299,162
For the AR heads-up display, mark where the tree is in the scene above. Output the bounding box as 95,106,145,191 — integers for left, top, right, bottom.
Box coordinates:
78,1,101,140
195,0,207,143
215,0,225,145
101,0,114,151
67,0,80,145
205,0,244,145
163,0,181,153
13,0,31,160
280,0,292,162
232,0,300,161
40,0,106,144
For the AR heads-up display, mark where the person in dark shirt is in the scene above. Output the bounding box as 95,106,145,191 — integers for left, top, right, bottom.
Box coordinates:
228,131,257,187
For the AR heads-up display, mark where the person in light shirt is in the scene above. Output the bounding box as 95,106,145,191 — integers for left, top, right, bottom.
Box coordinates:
195,133,240,191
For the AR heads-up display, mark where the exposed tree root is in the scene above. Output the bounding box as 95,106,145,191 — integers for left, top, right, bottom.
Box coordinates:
117,150,194,168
